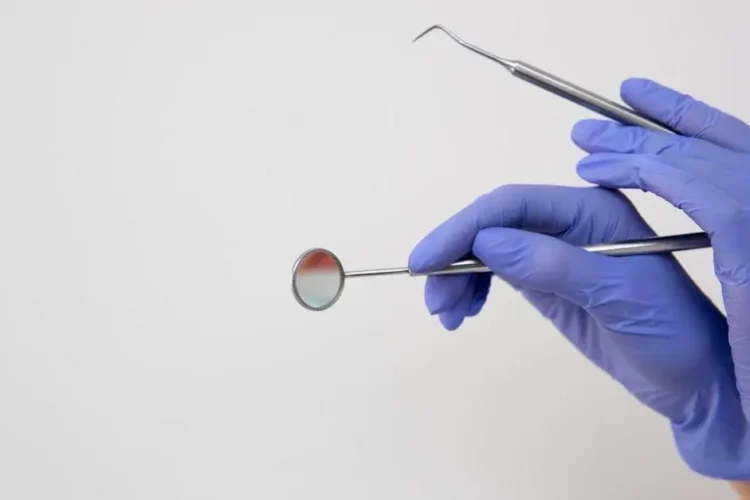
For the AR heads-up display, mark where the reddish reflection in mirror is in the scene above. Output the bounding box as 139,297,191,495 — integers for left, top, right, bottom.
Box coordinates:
293,249,344,310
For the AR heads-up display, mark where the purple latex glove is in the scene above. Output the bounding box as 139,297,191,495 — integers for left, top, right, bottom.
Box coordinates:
409,81,750,479
573,78,750,478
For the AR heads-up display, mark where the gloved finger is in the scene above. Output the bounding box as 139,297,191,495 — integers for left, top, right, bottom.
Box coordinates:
571,120,734,162
409,185,654,274
472,226,689,341
471,227,619,309
468,273,492,316
424,274,472,315
521,289,606,366
438,282,476,331
619,78,750,153
424,273,491,330
576,153,740,234
521,289,561,318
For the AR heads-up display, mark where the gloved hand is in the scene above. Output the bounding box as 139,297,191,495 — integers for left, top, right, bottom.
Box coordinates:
408,79,750,479
572,78,750,478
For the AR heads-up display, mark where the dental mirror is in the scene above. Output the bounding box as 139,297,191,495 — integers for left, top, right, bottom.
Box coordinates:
291,248,346,311
290,232,712,311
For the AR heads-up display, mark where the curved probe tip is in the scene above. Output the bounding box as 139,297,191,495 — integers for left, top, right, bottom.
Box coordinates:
412,24,457,44
411,24,515,70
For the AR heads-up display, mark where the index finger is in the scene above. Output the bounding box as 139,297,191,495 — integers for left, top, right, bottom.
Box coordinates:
620,78,750,153
408,185,654,273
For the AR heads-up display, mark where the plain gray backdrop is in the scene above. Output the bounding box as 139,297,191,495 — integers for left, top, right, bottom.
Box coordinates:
1,0,749,498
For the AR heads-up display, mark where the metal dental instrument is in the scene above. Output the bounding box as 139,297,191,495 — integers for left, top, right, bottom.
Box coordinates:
290,26,715,311
412,24,674,133
292,233,711,310
410,26,713,251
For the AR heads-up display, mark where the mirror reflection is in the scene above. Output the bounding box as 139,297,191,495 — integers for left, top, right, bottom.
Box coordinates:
292,249,344,311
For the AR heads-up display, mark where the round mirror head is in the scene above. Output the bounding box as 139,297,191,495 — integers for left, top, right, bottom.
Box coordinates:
291,248,345,311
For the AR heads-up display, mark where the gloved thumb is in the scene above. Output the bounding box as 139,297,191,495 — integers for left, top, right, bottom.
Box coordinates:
472,227,620,309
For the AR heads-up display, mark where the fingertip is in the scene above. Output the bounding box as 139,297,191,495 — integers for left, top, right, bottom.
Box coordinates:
576,152,624,170
424,275,472,315
425,296,441,316
409,213,474,273
424,277,447,315
576,154,662,190
467,295,486,317
575,158,615,184
437,279,478,330
571,119,620,150
620,77,657,102
575,155,603,175
620,78,688,127
409,234,452,273
439,310,465,331
408,239,434,274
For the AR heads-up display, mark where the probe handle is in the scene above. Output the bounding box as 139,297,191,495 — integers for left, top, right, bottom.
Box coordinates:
511,61,674,134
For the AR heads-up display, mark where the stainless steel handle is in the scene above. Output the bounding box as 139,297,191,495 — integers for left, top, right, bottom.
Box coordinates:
412,232,711,276
512,62,674,134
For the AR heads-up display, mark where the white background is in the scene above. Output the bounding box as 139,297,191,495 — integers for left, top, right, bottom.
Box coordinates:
1,0,749,498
